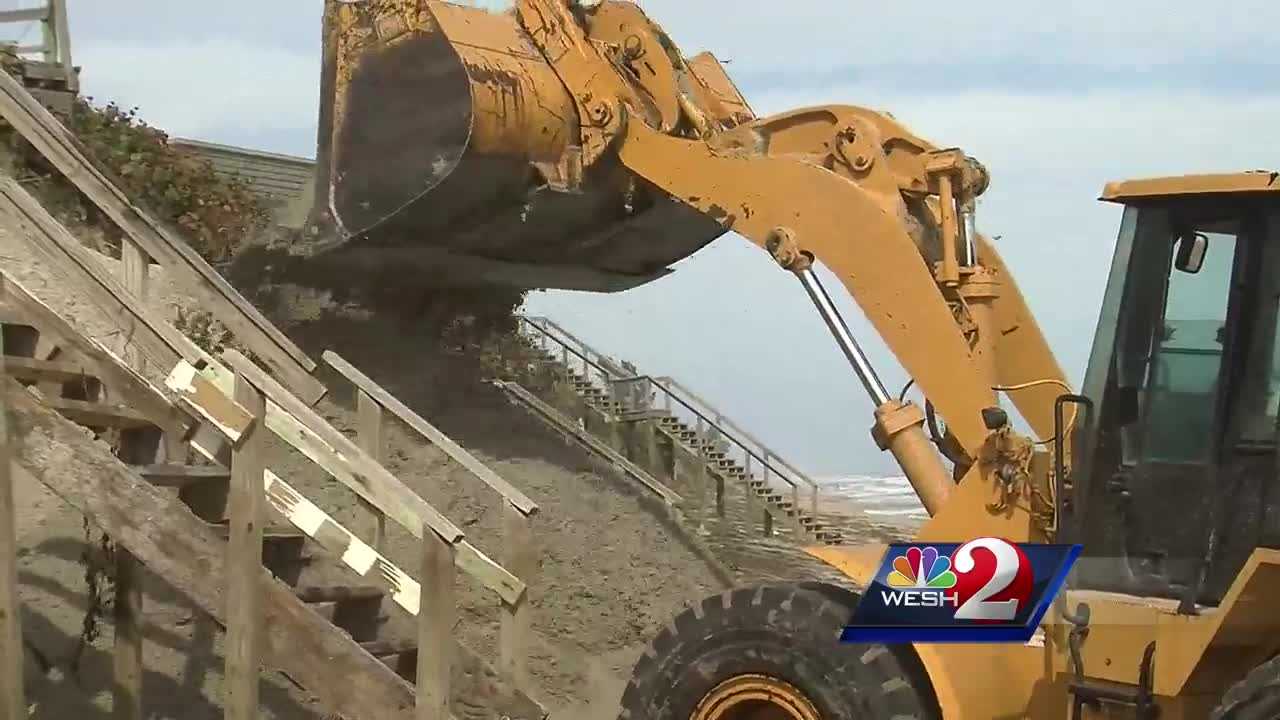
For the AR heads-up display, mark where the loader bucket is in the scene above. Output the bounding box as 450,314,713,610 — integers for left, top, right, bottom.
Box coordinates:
308,0,726,292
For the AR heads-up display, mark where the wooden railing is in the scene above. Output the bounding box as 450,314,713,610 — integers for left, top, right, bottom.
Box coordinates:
321,350,538,691
0,0,75,89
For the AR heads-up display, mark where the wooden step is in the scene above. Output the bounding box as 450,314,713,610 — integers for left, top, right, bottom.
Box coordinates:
295,585,385,604
360,637,418,658
133,463,230,488
47,396,153,429
3,355,94,384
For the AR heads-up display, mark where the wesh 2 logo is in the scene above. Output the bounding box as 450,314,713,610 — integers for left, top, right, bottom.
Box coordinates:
842,538,1080,643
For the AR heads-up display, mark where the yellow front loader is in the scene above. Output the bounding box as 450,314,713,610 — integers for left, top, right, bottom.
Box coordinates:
308,2,1280,717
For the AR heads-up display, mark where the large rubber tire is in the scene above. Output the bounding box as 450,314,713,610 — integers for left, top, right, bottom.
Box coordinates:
617,584,938,720
1212,655,1280,719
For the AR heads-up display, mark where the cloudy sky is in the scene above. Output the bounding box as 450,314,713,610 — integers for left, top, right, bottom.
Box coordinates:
31,1,1280,476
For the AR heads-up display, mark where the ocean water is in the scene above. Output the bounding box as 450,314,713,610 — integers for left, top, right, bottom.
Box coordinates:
817,475,928,522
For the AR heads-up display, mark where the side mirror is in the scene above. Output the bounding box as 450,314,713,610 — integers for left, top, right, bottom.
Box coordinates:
1174,232,1208,274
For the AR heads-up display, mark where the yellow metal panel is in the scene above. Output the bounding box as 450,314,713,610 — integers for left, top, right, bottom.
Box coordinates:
1101,171,1279,202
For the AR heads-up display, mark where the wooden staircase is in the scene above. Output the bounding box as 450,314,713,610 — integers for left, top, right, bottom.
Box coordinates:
0,67,546,719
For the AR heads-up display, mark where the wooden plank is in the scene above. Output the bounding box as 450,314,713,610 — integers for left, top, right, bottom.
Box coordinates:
0,273,191,439
0,7,48,23
325,351,539,516
221,351,462,544
47,397,154,429
120,240,150,373
356,389,387,552
264,470,420,615
499,504,534,693
225,373,266,719
0,178,207,375
165,361,254,445
133,464,230,487
0,338,26,720
205,353,523,605
4,378,417,720
417,531,454,720
0,72,324,405
1,355,92,384
50,0,74,89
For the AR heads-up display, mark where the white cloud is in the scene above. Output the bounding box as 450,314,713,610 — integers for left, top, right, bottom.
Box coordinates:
76,41,319,140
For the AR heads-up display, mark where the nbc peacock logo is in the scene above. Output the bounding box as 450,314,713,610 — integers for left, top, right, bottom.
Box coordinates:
887,546,957,589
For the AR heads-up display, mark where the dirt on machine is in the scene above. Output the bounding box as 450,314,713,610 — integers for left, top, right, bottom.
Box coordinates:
305,2,1280,719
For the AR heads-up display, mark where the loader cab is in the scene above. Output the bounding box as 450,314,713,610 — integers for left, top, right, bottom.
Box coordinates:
1066,172,1280,606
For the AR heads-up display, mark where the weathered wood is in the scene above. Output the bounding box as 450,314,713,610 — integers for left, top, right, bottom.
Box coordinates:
5,379,417,720
49,0,74,90
0,341,26,720
0,7,48,23
499,503,534,693
326,351,539,516
356,388,387,552
112,553,143,720
222,351,462,544
46,397,154,429
226,356,528,602
226,373,266,719
264,470,420,615
0,272,190,439
0,178,206,375
0,74,324,404
132,464,230,487
0,355,91,385
417,531,454,720
120,240,150,372
165,361,254,445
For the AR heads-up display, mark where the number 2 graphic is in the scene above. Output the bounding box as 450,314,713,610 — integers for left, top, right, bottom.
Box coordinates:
953,538,1022,621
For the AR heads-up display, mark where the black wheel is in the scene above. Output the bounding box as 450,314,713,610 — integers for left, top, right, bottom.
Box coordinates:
618,584,937,720
1212,655,1280,719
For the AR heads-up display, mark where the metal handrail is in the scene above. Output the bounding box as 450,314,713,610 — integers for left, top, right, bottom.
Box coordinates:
517,316,823,515
651,374,814,487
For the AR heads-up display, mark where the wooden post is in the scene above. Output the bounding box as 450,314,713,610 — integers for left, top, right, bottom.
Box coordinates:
499,503,533,693
0,335,27,720
115,238,148,720
225,372,265,720
693,418,708,532
417,529,455,720
120,240,149,372
763,509,773,537
811,484,820,520
356,389,387,552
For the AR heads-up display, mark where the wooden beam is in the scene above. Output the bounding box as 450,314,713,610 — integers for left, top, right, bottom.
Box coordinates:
0,339,26,720
0,7,48,23
263,470,420,615
120,240,150,372
218,352,524,605
416,531,453,720
1,355,93,385
225,373,265,719
165,362,254,445
0,72,324,405
324,351,539,516
0,178,207,375
499,504,534,693
0,272,191,439
46,397,154,429
132,464,230,487
4,379,417,720
356,389,387,552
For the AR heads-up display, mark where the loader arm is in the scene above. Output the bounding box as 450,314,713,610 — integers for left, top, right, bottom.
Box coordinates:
502,0,1074,532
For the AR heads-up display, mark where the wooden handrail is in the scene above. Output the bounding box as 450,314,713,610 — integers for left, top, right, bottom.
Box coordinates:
323,350,539,516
